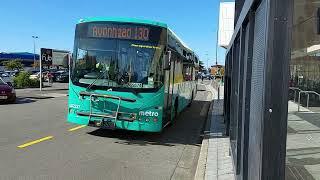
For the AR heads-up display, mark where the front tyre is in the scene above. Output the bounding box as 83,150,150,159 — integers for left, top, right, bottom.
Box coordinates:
10,95,16,104
188,92,194,107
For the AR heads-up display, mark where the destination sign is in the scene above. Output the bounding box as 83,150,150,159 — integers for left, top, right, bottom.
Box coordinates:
88,24,150,41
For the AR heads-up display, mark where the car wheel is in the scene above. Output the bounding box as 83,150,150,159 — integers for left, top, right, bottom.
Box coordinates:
9,96,16,104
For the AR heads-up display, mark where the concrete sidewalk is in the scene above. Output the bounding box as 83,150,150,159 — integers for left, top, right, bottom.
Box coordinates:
286,101,320,179
15,83,68,99
195,82,235,180
205,99,234,180
15,82,68,92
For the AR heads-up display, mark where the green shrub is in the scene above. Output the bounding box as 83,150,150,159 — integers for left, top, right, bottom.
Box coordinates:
29,79,40,88
13,72,40,88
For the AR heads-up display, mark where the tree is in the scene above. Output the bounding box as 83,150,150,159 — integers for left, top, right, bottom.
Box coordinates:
199,60,205,71
2,59,24,71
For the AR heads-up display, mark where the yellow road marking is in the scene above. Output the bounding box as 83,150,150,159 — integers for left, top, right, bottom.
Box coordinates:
68,125,86,132
17,136,54,148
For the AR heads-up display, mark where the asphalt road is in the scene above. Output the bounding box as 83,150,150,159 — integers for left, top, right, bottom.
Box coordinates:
0,82,212,180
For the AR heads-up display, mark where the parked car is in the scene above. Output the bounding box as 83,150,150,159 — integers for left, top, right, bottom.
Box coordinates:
49,70,67,82
4,71,18,77
29,71,48,81
29,72,41,80
55,72,69,83
0,77,16,103
28,70,40,75
0,73,10,77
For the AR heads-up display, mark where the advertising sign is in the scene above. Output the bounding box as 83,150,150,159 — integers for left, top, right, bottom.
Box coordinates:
40,48,53,66
41,48,69,66
52,50,69,66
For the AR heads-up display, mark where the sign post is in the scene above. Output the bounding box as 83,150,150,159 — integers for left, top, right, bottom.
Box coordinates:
40,52,42,91
40,48,53,91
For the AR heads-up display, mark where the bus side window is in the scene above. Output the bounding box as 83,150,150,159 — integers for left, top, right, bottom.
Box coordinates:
183,64,191,81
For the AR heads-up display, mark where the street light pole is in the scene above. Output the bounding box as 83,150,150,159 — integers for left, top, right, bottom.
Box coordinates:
32,36,38,70
205,52,210,76
205,52,209,69
216,29,218,65
32,36,42,91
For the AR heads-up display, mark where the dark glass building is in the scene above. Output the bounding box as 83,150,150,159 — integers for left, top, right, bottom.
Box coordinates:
224,0,291,180
225,0,320,179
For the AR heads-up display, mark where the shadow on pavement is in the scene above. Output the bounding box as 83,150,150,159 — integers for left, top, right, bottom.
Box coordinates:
286,146,320,180
0,98,36,105
87,99,210,147
293,112,320,128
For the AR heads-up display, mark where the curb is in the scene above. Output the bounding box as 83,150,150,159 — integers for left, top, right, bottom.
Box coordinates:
194,100,213,180
16,88,68,92
19,96,54,100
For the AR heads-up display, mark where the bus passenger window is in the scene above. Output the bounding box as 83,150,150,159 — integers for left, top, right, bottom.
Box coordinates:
183,65,192,81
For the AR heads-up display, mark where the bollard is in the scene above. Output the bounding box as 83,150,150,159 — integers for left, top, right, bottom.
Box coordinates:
298,92,301,112
307,93,310,109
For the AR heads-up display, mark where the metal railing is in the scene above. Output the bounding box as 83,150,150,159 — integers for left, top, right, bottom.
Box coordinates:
297,90,320,112
211,80,224,100
289,87,302,103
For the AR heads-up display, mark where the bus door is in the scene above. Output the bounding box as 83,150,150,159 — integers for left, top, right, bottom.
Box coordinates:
164,50,175,124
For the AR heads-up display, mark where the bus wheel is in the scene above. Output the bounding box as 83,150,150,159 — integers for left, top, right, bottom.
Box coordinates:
174,98,178,118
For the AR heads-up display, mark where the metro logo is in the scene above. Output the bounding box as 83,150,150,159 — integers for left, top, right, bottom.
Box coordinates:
139,111,159,117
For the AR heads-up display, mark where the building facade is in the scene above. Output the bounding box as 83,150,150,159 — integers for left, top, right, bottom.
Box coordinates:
225,0,320,179
224,0,291,180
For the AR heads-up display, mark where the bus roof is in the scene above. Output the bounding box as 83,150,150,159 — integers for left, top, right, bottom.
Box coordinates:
168,28,192,52
78,17,167,28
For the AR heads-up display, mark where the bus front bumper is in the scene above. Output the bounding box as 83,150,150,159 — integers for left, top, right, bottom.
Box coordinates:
67,112,162,132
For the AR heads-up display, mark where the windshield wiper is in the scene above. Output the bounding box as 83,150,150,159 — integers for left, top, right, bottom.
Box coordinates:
86,71,107,90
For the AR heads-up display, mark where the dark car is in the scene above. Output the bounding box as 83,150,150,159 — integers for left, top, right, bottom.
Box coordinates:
48,70,67,82
0,78,16,103
55,72,69,83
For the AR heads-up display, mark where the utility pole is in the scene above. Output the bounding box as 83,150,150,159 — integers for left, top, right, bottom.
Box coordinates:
205,52,209,69
216,29,219,65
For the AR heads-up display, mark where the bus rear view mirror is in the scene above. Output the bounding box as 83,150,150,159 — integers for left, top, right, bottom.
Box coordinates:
163,51,171,70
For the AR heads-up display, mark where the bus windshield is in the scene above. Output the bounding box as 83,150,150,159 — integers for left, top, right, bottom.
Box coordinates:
71,22,166,90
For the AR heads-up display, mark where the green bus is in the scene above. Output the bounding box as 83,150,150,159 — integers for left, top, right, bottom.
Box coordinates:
67,17,199,132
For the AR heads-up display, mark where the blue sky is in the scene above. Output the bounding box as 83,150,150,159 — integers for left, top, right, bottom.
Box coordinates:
0,0,226,66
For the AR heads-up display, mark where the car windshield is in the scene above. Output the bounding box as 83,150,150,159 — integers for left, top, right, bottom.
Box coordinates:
71,22,166,90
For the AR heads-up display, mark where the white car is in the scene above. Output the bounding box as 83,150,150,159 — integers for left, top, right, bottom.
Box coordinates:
29,72,41,80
